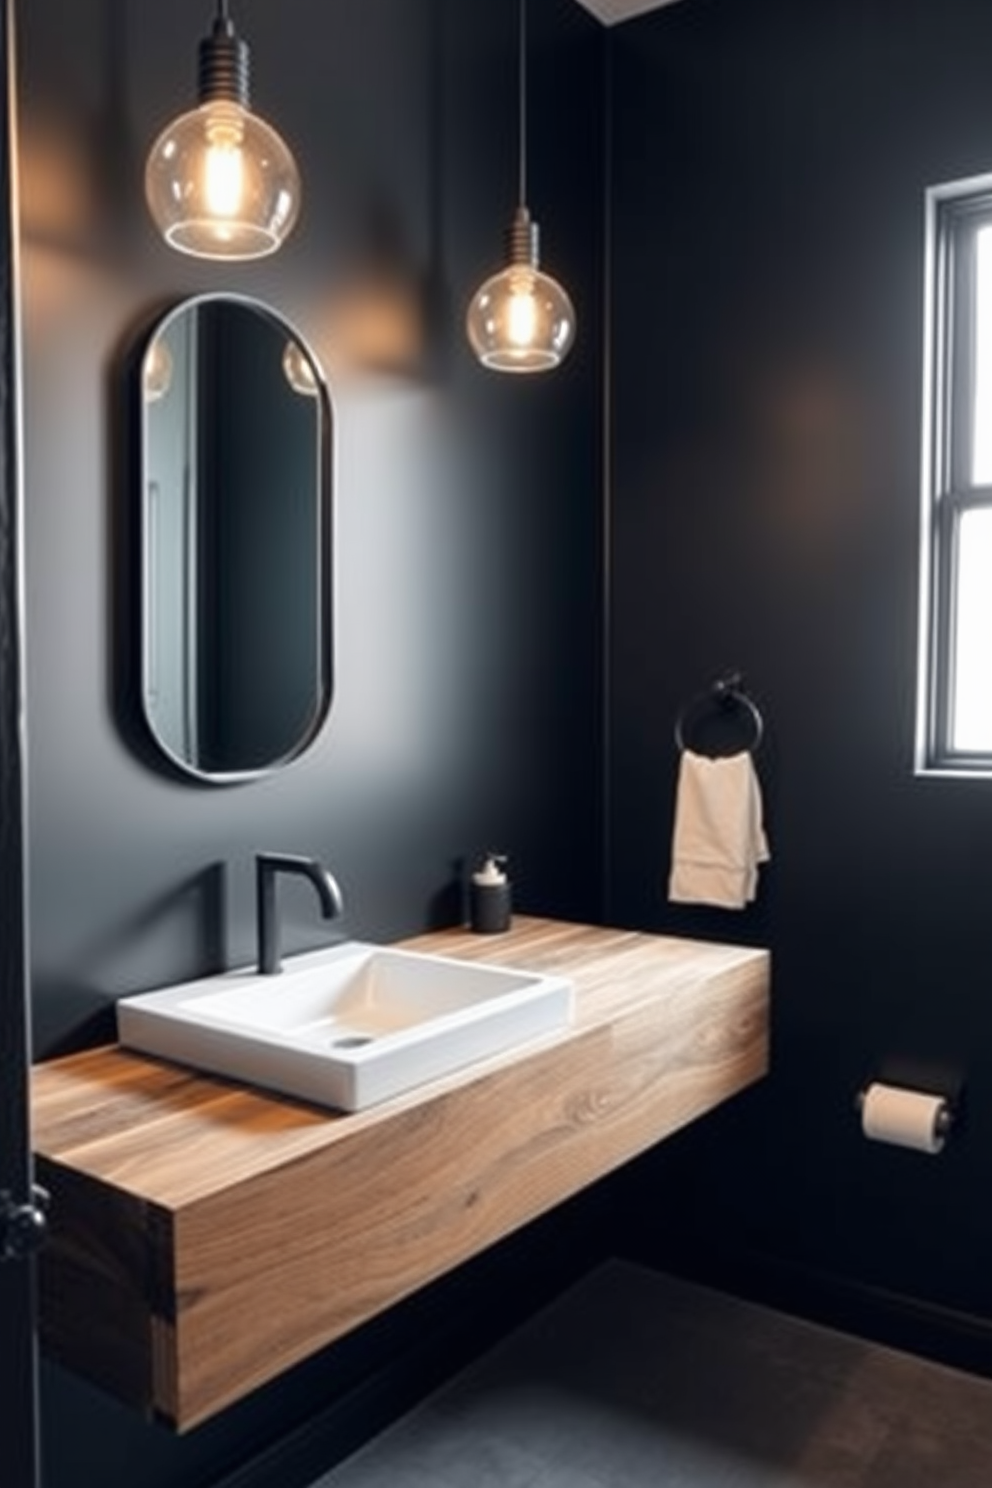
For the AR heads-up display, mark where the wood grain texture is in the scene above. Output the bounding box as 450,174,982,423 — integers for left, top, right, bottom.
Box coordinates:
31,918,769,1430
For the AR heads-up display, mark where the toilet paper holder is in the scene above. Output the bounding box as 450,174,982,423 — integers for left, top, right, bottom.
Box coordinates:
855,1082,956,1148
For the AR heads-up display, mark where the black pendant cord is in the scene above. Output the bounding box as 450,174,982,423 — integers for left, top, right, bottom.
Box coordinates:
517,0,527,209
506,0,539,271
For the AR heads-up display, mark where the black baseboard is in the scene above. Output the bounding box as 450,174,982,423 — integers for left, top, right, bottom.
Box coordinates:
618,1236,992,1380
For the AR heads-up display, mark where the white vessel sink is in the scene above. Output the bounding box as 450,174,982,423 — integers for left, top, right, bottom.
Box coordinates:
116,941,573,1112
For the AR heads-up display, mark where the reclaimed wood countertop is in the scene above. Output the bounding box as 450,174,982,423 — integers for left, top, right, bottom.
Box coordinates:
31,917,769,1431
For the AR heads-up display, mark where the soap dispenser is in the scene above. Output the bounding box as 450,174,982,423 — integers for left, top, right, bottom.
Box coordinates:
469,853,512,934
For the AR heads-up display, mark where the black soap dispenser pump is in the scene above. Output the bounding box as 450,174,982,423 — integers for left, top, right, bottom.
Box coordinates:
469,853,512,934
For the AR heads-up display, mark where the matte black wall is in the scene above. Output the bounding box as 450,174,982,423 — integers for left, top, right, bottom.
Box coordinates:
609,0,992,1363
17,0,604,1483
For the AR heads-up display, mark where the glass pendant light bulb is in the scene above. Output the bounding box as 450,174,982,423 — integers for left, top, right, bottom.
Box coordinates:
145,3,300,261
466,0,576,373
466,208,575,372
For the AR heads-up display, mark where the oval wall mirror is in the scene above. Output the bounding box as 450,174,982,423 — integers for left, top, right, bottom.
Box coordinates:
139,293,332,781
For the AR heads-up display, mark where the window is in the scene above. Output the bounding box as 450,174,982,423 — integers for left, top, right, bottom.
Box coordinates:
917,174,992,774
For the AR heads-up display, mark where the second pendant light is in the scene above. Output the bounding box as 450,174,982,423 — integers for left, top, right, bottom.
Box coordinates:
466,0,576,373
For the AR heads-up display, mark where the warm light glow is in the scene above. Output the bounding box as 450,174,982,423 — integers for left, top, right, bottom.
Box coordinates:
323,270,425,377
18,128,92,242
145,99,300,260
466,262,575,373
203,113,246,219
507,270,539,347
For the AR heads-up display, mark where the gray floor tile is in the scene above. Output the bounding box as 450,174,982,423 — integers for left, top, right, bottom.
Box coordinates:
311,1261,992,1488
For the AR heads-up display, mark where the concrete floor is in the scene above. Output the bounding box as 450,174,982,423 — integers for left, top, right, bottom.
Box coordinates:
312,1260,992,1488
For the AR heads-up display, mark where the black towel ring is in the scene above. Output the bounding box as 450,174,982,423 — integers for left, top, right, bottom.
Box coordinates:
674,672,764,757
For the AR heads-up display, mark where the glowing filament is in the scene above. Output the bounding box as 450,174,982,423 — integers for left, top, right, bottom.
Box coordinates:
204,115,245,218
508,276,539,347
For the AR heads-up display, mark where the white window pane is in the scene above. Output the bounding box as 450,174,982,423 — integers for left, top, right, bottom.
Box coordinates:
973,227,992,484
951,506,992,749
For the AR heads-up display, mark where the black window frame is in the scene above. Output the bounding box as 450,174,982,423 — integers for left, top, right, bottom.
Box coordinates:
918,173,992,775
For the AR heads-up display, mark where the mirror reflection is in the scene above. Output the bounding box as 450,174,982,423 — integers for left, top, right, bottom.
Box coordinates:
140,294,332,780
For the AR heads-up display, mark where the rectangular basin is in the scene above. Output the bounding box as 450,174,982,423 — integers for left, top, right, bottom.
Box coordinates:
116,941,574,1112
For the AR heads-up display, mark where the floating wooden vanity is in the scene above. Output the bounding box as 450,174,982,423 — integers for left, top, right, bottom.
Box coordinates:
31,917,769,1431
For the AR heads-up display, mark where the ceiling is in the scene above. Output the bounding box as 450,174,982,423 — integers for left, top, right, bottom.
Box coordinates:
573,0,683,25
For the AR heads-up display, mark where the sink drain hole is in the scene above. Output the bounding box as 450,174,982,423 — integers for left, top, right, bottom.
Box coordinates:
330,1034,375,1050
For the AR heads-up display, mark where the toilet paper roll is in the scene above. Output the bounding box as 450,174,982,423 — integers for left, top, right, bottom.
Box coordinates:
860,1082,950,1155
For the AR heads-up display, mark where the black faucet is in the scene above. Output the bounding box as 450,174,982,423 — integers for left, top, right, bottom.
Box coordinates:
255,852,345,975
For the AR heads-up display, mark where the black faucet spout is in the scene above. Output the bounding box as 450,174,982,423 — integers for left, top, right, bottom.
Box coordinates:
256,852,345,975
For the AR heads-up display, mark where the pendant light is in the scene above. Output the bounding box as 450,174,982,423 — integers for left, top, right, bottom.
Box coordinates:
145,0,301,261
466,0,576,373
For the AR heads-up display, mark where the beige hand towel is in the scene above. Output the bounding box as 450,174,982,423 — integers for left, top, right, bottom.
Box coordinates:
668,750,769,909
